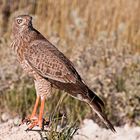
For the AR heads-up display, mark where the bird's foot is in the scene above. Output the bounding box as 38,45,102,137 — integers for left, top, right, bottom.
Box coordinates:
26,118,50,130
20,116,38,126
27,119,40,130
20,116,50,130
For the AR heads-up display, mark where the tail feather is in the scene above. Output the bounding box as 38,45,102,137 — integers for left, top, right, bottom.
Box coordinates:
87,88,105,107
87,87,116,132
97,111,116,132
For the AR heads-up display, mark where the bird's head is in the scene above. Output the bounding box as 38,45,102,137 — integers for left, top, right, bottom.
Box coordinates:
12,15,33,35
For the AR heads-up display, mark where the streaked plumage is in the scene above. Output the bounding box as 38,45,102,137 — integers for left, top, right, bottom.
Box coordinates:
11,15,115,132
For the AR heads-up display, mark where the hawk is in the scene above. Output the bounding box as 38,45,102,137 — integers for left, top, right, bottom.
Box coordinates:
10,15,115,132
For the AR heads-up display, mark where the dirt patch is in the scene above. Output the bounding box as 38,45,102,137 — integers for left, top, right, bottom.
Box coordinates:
0,120,40,140
0,119,140,140
73,119,140,140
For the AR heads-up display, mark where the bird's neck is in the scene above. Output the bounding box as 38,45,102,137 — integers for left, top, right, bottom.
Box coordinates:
11,26,46,52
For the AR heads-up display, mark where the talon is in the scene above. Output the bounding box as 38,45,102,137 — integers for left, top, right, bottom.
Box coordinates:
26,120,31,125
27,119,39,130
20,116,38,127
25,128,30,131
19,117,30,126
25,118,44,130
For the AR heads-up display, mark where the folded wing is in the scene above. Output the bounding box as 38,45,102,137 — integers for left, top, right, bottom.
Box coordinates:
24,40,81,83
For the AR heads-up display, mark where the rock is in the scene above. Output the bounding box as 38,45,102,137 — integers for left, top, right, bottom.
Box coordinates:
1,112,11,122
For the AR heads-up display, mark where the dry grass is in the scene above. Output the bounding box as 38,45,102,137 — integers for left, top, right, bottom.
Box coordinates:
0,0,140,49
35,0,140,49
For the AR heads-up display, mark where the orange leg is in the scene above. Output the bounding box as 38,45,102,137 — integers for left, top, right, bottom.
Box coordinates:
30,96,40,118
20,96,40,126
27,96,45,130
38,97,45,129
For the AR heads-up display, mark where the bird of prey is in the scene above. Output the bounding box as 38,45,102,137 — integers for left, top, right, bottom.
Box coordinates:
10,15,115,132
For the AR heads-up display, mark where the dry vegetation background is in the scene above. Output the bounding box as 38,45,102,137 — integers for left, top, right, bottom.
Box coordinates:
0,0,140,131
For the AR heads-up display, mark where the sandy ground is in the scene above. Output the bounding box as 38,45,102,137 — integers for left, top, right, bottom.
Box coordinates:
73,120,140,140
0,119,140,140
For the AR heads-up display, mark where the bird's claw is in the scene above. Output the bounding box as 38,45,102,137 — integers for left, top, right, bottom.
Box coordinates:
19,116,38,126
20,116,50,130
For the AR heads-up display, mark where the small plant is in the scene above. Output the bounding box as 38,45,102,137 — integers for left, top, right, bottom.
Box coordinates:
40,119,79,140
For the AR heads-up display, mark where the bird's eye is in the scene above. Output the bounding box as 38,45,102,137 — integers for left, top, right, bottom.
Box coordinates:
17,19,23,24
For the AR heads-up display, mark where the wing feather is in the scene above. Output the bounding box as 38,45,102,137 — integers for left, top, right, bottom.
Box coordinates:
24,40,80,83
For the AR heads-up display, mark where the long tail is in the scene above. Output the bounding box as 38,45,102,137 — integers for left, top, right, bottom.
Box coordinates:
86,87,116,132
